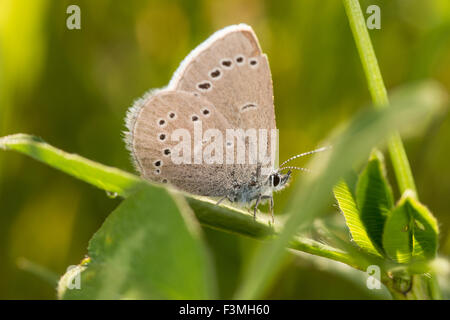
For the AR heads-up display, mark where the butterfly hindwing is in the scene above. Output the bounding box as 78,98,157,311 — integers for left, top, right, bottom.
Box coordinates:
128,89,251,196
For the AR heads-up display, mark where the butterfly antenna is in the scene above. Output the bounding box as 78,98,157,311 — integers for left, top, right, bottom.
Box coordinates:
278,146,332,168
278,166,312,173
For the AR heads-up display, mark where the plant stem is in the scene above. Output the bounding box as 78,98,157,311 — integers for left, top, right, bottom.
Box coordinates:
342,0,417,197
342,0,440,299
0,134,359,271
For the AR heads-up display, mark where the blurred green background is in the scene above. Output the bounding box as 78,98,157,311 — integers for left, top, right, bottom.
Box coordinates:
0,0,449,299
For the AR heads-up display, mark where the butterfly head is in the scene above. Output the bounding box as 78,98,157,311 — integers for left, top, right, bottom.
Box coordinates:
264,146,332,193
267,170,292,192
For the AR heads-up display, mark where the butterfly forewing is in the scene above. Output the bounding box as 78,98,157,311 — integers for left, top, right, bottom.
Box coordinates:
169,24,276,131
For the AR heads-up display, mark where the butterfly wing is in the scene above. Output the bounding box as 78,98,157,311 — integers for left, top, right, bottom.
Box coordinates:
126,25,278,199
168,24,276,131
126,89,249,196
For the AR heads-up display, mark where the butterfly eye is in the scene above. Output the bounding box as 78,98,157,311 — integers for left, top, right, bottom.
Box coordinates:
271,174,281,187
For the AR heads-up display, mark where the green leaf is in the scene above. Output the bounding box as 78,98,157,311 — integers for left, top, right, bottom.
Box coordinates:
382,197,413,263
236,81,446,299
355,149,393,251
382,191,439,264
0,134,145,198
58,186,216,299
409,196,439,260
333,180,382,257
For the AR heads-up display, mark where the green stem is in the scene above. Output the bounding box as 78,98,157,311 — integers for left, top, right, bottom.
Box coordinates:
16,257,59,286
342,0,440,299
342,0,417,197
0,133,357,271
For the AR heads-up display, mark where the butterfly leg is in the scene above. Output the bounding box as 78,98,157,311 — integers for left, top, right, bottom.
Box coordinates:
254,194,262,221
216,195,231,206
269,196,274,224
216,194,236,206
261,195,274,224
216,196,226,206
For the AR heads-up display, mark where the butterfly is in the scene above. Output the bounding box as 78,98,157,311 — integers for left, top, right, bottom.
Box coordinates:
125,24,326,223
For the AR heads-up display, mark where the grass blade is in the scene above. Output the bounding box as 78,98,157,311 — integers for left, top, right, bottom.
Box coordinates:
342,0,418,197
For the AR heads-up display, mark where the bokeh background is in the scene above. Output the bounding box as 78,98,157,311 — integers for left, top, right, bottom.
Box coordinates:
0,0,449,299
